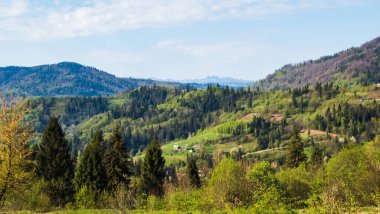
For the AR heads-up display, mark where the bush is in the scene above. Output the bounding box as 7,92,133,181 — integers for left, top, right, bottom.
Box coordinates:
165,189,214,212
277,164,312,208
249,186,293,214
7,180,51,212
326,146,374,206
247,161,291,213
146,195,165,211
208,158,252,209
75,186,96,208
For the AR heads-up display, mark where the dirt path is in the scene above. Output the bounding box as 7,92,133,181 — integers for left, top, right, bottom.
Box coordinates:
301,129,338,138
243,147,287,157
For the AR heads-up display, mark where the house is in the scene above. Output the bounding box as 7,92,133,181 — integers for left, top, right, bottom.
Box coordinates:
193,144,201,152
173,145,180,151
359,97,376,102
350,136,357,143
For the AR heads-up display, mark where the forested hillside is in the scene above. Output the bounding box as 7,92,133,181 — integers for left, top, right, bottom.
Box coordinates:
2,37,380,213
0,62,183,96
4,81,380,213
255,36,380,90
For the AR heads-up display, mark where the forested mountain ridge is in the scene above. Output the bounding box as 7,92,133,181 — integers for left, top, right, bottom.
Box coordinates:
4,39,380,213
255,36,380,90
0,62,183,96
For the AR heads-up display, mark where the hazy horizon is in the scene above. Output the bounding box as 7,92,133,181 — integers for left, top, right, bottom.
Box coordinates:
0,0,379,80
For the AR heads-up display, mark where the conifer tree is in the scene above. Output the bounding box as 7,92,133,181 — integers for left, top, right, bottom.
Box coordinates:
103,125,132,190
310,144,323,167
286,127,306,168
74,130,107,194
35,116,74,205
187,156,201,188
141,139,165,196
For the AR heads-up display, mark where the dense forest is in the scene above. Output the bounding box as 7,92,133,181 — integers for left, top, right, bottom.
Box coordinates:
255,36,380,90
1,78,380,213
0,62,185,96
0,36,380,213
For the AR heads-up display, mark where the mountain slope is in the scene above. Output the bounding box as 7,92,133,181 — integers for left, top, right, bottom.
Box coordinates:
0,62,182,96
255,36,380,90
180,76,253,88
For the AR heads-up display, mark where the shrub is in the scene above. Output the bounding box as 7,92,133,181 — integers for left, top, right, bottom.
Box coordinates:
326,146,373,206
75,186,96,208
277,164,312,208
247,161,291,213
208,158,252,209
165,189,214,212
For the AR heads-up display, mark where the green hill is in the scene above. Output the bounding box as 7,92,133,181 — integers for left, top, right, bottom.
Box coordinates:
255,36,380,90
0,62,183,96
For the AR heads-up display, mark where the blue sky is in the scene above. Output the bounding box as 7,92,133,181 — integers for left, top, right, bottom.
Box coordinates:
0,0,379,80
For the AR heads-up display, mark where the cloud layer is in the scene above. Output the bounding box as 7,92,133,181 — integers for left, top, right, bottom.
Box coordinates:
0,0,366,40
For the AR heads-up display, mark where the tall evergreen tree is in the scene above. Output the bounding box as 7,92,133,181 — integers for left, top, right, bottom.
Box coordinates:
35,116,74,205
286,127,307,168
103,125,132,190
141,139,165,196
74,130,107,194
310,144,323,167
187,156,201,188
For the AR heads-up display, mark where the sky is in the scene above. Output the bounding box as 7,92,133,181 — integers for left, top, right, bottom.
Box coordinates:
0,0,379,81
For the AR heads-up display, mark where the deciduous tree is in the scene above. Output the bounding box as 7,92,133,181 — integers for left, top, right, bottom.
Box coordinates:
0,95,33,205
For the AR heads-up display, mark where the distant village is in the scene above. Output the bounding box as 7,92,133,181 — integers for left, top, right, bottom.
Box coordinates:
172,144,201,153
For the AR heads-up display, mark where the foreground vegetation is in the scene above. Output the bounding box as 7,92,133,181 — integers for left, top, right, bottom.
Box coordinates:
1,81,380,213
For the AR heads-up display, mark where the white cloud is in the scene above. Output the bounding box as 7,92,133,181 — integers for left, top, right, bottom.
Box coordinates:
85,50,142,64
0,0,28,18
0,0,370,40
155,39,258,63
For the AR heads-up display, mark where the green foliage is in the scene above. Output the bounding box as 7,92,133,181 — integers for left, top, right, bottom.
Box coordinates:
208,158,251,209
247,161,291,213
75,186,96,209
326,146,374,206
248,186,292,214
286,128,307,168
277,165,312,208
21,180,51,212
35,116,74,206
141,139,165,197
309,143,323,167
165,189,213,212
313,102,380,141
103,125,132,190
186,156,201,188
74,130,107,195
247,161,278,190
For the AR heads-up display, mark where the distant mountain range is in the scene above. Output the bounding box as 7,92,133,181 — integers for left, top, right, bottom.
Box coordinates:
255,36,380,90
179,76,253,88
1,36,379,96
0,62,253,96
0,62,182,96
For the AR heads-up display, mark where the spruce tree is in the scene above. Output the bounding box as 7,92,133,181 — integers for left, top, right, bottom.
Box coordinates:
310,144,323,167
103,125,132,190
187,157,201,188
286,127,306,168
141,139,165,196
35,116,74,205
74,130,107,194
